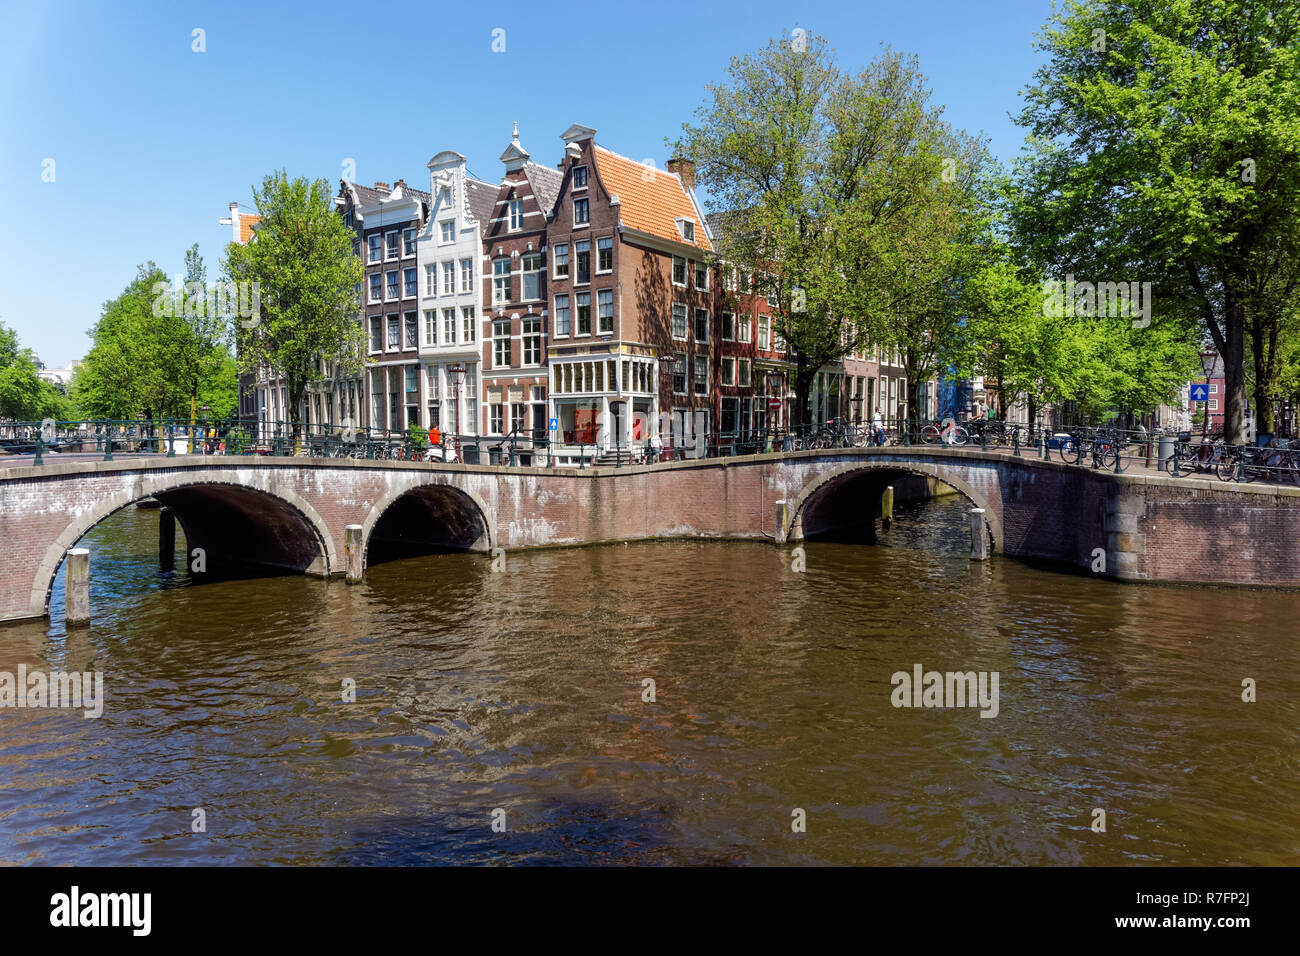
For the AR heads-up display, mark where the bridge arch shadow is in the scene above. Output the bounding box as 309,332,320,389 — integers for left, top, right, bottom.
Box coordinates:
31,480,336,618
362,482,494,568
787,461,1001,552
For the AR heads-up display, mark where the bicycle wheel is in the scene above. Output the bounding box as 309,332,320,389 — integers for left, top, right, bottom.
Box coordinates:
1216,455,1240,482
1097,444,1118,470
920,425,940,444
949,426,969,446
1058,439,1081,464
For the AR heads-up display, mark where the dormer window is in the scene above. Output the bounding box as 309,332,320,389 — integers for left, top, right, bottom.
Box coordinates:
439,186,452,205
677,218,696,242
572,165,588,189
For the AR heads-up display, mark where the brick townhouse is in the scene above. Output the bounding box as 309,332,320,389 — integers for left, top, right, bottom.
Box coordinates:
479,124,562,461
543,124,714,464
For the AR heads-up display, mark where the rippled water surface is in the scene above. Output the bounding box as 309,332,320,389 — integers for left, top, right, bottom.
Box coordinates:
1,494,1296,865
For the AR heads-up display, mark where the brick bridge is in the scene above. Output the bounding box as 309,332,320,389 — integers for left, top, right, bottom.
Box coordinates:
1,448,1297,622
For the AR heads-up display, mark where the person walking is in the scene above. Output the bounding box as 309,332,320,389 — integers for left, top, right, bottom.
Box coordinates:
872,406,885,446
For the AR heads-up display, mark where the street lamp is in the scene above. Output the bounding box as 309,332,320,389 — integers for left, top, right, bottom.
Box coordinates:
1199,349,1215,441
658,353,677,458
449,362,467,463
766,372,783,449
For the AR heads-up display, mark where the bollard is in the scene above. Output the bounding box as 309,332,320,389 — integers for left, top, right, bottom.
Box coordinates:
775,500,789,545
881,485,895,530
345,524,364,583
1040,433,1049,460
969,508,989,560
65,548,90,627
159,508,175,569
1012,427,1020,457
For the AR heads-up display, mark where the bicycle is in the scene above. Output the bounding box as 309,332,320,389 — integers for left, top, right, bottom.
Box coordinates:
920,418,970,446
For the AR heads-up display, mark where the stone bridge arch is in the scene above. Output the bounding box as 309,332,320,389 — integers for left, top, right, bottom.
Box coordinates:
360,478,496,567
784,459,1003,553
29,474,337,618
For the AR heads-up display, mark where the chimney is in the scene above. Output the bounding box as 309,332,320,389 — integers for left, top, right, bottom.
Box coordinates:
394,179,407,190
667,158,695,192
374,181,390,191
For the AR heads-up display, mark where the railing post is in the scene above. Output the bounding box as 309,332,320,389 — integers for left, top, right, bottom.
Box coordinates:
1012,426,1020,457
166,422,176,458
33,434,44,466
1172,443,1182,478
104,427,114,462
1238,444,1247,483
579,439,585,469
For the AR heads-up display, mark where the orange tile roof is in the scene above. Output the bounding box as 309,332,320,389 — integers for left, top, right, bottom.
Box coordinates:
593,147,712,252
239,214,261,244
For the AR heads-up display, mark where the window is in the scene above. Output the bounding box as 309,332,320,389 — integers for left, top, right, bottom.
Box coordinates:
405,365,418,393
369,316,382,352
387,315,400,349
369,273,382,302
672,256,686,285
673,354,686,394
494,319,511,367
460,259,473,294
722,312,735,341
693,356,708,395
738,359,751,387
725,264,738,292
572,165,588,189
404,312,418,348
773,325,786,352
575,240,590,284
695,260,709,289
425,264,436,296
1209,383,1219,395
554,243,569,278
758,316,771,350
738,314,751,342
509,199,524,230
404,267,417,298
424,310,436,346
440,220,454,242
598,289,614,334
722,358,735,386
597,236,613,272
523,317,541,365
1209,398,1219,411
386,270,399,300
368,235,382,263
344,211,354,228
576,292,591,334
462,306,476,342
739,270,752,294
443,308,456,344
672,303,687,339
681,220,695,242
555,294,570,336
403,228,416,256
493,259,512,304
694,308,709,343
490,404,503,434
512,404,525,434
441,261,455,296
574,197,589,225
765,277,778,308
385,231,399,260
522,253,543,300
438,186,451,206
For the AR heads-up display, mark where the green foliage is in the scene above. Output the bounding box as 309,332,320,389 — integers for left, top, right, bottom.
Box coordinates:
1009,0,1300,439
74,262,237,420
223,171,366,438
0,320,76,421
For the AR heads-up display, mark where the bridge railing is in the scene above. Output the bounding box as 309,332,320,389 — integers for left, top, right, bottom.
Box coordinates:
7,416,1298,485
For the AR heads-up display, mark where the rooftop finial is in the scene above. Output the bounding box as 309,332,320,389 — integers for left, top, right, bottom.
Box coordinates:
513,120,519,139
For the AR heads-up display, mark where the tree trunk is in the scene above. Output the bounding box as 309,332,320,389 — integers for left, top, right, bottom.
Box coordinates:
1223,298,1247,445
1251,315,1277,436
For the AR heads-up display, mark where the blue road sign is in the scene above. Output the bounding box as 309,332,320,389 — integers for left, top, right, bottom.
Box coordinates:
1190,383,1210,402
549,417,558,431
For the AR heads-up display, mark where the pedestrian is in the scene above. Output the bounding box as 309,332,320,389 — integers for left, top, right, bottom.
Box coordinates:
872,406,885,446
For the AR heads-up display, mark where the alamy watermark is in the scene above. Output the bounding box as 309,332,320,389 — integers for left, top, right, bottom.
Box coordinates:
890,664,999,718
1042,274,1151,329
0,666,103,718
151,278,261,327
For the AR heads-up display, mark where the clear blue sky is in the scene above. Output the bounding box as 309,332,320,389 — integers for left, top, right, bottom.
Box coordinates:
1,0,1055,366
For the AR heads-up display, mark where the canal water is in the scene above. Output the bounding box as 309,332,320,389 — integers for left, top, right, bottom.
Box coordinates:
0,495,1296,865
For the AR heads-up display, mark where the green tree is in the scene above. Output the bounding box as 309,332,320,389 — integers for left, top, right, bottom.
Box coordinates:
677,35,990,425
0,320,80,421
223,171,365,447
1010,0,1300,442
175,243,233,427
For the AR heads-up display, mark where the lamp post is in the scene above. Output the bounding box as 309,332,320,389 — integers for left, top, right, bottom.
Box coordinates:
1199,349,1215,442
767,372,783,449
449,362,467,463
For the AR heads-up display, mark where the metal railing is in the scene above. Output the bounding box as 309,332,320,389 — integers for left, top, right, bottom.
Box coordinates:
5,415,1298,485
